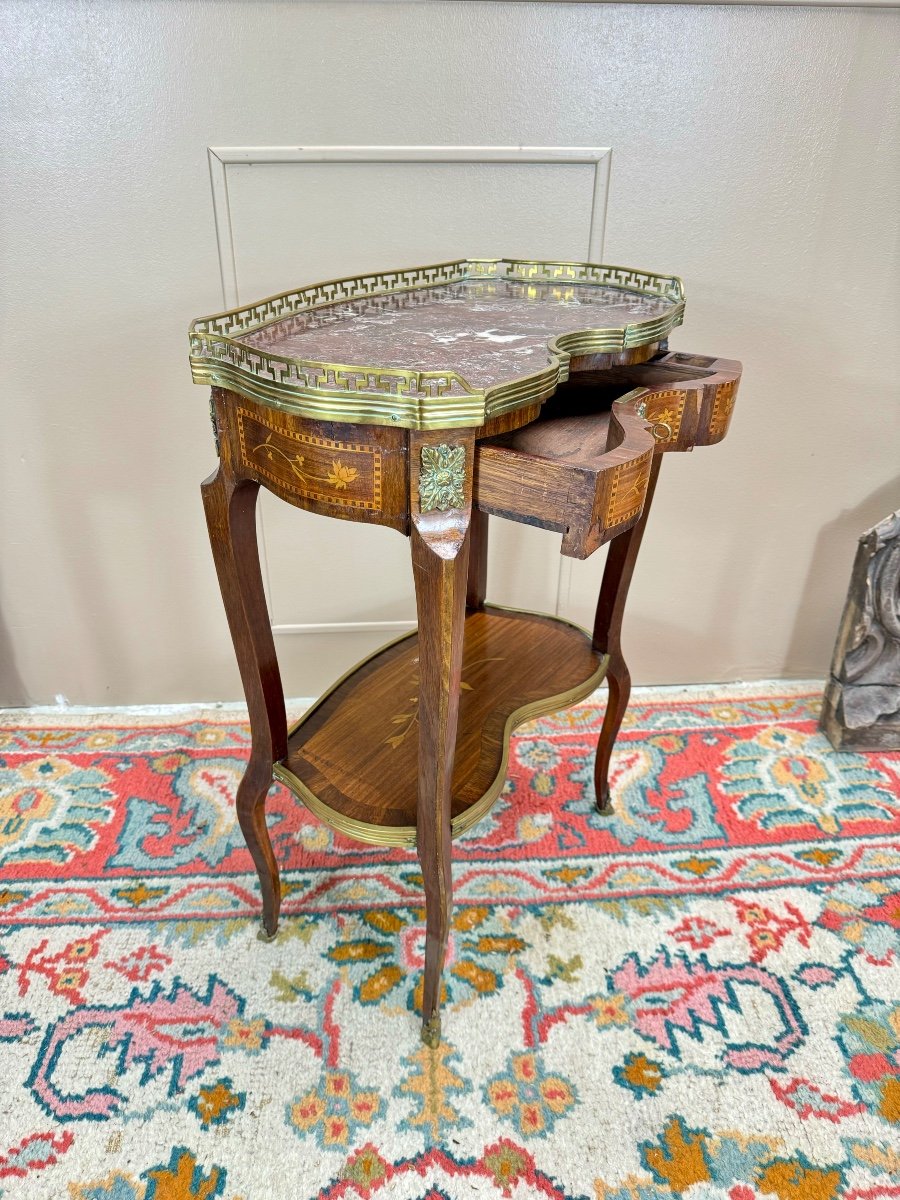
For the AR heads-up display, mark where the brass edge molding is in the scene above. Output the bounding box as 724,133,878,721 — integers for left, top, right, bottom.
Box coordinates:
192,363,488,431
189,258,685,431
273,762,418,848
274,605,609,849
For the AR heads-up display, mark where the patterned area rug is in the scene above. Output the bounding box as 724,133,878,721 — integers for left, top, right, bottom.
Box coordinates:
1,683,899,1200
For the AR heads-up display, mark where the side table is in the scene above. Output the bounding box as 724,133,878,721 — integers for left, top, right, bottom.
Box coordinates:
189,258,741,1044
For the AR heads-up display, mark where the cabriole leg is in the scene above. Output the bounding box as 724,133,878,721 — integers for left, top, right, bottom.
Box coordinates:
410,435,473,1046
202,466,287,937
592,455,662,814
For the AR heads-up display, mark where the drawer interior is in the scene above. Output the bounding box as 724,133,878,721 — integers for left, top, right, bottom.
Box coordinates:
486,355,717,461
474,373,656,559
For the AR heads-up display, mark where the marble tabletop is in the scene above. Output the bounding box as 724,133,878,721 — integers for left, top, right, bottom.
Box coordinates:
189,259,685,429
240,279,676,389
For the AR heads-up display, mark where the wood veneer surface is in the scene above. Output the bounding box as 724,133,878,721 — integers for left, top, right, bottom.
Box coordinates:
285,606,604,830
486,409,614,467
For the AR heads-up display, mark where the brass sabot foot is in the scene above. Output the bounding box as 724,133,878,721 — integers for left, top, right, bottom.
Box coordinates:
257,925,279,943
595,788,614,816
420,1015,442,1048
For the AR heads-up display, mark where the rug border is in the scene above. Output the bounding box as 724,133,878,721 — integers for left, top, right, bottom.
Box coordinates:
0,679,824,729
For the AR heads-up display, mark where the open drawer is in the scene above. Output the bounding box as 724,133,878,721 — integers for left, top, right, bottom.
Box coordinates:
473,350,741,559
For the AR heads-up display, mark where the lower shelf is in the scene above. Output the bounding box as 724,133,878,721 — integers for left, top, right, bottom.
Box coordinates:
276,605,608,847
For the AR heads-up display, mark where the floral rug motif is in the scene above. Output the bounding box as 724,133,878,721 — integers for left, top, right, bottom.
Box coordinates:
1,683,899,1200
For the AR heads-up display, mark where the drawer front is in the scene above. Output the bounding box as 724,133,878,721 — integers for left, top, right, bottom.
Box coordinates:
639,353,741,449
639,388,690,447
237,407,382,512
214,390,408,530
475,398,657,560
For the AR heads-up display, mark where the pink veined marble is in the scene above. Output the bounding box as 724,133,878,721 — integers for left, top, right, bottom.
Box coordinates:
239,279,676,387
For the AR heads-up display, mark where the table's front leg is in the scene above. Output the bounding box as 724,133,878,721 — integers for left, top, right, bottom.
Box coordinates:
409,433,474,1046
202,465,287,937
591,454,662,814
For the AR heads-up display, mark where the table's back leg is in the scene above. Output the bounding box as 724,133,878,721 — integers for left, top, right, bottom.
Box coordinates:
410,436,473,1046
466,509,489,610
202,466,287,937
591,455,662,814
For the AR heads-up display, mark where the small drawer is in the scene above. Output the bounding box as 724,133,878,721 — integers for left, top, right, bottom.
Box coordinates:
569,351,742,450
473,350,742,559
213,388,409,532
474,381,656,559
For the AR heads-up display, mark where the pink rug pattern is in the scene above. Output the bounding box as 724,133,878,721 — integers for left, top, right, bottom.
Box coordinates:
0,683,899,1199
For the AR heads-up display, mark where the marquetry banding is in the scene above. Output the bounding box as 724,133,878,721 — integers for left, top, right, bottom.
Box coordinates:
237,407,383,510
709,379,738,440
606,449,653,527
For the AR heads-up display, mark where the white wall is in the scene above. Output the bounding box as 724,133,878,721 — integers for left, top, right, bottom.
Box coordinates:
2,1,898,705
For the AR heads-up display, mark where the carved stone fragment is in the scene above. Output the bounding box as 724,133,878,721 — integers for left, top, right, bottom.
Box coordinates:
821,511,900,750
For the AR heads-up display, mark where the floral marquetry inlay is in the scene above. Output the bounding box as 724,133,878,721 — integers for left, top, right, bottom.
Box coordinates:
419,444,466,512
641,389,688,444
237,408,382,511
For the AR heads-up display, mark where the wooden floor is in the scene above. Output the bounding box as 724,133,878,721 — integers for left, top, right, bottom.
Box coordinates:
280,605,607,845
